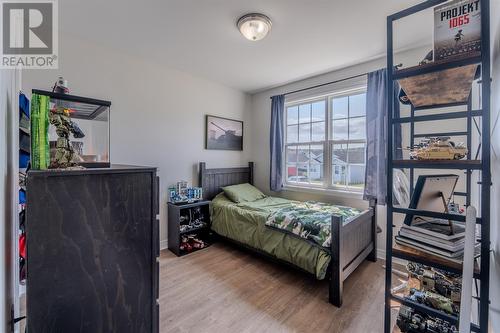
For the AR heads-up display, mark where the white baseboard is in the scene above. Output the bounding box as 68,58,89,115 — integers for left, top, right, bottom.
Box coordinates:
377,248,407,266
377,248,386,260
160,239,168,250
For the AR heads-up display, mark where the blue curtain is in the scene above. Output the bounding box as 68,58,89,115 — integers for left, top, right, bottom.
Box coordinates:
270,95,285,192
363,69,401,205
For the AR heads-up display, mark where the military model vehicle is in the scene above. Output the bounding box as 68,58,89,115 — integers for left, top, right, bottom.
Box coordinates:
409,137,467,160
397,305,458,333
406,263,462,304
408,288,459,315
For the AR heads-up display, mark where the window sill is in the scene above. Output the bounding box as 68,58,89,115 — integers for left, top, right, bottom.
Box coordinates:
282,184,364,200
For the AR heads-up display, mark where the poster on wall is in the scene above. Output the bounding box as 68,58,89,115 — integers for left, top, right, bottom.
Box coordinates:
205,115,243,150
434,0,481,61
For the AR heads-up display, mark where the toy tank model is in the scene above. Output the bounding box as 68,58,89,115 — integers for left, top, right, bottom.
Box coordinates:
396,305,458,333
406,263,462,303
410,137,467,160
407,288,459,315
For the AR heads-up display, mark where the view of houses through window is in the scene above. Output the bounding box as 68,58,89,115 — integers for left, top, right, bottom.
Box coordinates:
285,88,366,192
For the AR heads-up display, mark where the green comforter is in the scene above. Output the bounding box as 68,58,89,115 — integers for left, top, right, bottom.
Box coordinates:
211,193,332,279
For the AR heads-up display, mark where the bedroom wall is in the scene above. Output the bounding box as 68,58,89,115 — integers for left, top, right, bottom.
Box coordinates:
0,69,19,333
21,36,252,249
248,45,478,258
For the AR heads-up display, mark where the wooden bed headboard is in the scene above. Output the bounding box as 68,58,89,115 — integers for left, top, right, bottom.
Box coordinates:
198,162,254,200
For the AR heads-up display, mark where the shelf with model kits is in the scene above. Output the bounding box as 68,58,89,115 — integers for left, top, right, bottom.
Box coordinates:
388,262,480,333
167,200,212,256
384,1,491,332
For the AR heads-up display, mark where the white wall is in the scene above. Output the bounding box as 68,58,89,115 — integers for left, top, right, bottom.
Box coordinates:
489,0,500,328
0,69,21,332
0,72,8,333
22,36,252,248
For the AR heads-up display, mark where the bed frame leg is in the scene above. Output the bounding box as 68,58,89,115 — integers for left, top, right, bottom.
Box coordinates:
367,199,378,263
329,215,343,307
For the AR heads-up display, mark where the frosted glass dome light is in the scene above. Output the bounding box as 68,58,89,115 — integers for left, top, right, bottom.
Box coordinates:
237,13,272,41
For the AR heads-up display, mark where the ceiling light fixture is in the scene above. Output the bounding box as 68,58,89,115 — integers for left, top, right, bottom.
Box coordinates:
237,13,272,41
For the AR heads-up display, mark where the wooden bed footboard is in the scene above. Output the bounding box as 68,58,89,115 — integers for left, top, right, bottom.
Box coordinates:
329,200,377,306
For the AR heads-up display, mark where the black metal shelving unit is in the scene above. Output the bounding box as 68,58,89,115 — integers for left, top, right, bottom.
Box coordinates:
384,1,491,332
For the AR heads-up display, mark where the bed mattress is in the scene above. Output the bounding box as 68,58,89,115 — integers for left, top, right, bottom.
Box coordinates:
210,193,331,279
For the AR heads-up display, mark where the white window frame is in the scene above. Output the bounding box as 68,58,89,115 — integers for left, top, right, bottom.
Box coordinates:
283,86,367,195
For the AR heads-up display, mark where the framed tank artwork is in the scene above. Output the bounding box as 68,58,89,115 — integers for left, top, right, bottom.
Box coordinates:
205,115,243,151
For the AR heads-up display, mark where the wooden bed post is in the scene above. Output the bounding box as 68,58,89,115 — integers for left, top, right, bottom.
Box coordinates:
329,215,343,307
368,199,378,262
199,162,206,198
248,162,254,185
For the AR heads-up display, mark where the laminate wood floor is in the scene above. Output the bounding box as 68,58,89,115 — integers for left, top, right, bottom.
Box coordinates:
160,242,398,333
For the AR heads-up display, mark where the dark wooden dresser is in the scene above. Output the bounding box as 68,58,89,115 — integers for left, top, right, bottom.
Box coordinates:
26,165,159,333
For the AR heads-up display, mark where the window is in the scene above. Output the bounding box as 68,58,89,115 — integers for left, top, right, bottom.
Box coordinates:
284,88,367,192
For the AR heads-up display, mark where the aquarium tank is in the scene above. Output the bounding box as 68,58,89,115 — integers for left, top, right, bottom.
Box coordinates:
30,89,111,169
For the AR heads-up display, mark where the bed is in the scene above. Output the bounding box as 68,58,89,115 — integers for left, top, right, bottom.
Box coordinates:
199,162,377,307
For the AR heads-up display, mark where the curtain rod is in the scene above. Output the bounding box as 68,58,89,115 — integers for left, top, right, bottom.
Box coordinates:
271,64,403,99
270,72,369,99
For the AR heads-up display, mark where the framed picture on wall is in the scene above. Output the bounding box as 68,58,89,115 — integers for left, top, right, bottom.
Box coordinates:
205,115,243,150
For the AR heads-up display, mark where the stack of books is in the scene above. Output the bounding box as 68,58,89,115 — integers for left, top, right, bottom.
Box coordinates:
395,219,468,263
